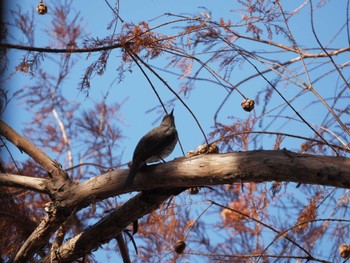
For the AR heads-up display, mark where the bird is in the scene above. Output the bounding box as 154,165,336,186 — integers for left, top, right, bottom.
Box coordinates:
125,109,178,187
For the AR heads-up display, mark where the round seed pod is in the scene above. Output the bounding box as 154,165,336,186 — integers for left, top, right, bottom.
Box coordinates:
339,244,350,258
208,143,219,154
241,98,255,112
189,187,200,195
36,3,48,15
174,240,186,254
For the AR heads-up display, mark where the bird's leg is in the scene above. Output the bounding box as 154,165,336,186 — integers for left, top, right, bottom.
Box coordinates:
139,162,148,170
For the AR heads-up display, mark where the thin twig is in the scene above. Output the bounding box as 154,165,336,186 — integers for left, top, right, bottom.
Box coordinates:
309,0,350,91
127,49,186,156
184,202,212,240
210,130,350,153
129,50,209,146
103,0,124,23
0,42,122,53
218,36,340,155
260,217,350,263
126,50,167,113
0,137,22,174
210,201,313,260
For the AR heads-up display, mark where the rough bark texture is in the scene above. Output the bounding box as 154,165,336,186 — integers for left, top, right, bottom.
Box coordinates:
0,120,74,262
0,120,68,180
1,146,349,262
37,150,350,262
40,189,183,263
55,150,350,210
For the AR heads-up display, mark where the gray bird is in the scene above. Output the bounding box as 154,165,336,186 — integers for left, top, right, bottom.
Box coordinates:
125,109,178,187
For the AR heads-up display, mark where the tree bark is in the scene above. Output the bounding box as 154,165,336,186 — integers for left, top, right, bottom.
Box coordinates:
0,120,68,180
40,189,183,263
2,149,350,262
0,120,74,262
56,150,350,210
36,149,350,262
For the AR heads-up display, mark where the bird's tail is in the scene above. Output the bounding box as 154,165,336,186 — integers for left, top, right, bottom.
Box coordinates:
125,165,138,188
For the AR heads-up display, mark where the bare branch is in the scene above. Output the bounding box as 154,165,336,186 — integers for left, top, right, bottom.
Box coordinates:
56,150,350,211
30,149,350,262
14,212,70,263
0,173,49,193
0,42,122,53
52,109,73,168
0,120,63,175
309,0,350,91
41,189,182,263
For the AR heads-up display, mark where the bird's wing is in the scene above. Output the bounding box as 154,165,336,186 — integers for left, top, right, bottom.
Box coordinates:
133,126,177,163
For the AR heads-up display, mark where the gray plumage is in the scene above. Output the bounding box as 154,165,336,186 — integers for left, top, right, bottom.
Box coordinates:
125,109,178,187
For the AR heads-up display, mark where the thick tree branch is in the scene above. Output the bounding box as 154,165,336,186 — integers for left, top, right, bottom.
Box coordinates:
0,173,49,193
37,149,350,262
14,211,71,263
0,120,68,179
0,121,75,262
56,150,350,210
41,189,183,263
9,150,350,262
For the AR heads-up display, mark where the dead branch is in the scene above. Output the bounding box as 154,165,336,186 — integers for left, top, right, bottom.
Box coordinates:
0,120,75,262
40,189,183,263
48,150,350,213
0,120,68,180
32,149,350,262
2,139,349,262
0,173,49,193
0,42,122,53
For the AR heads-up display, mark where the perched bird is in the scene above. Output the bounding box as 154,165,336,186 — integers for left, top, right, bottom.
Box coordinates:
125,109,178,187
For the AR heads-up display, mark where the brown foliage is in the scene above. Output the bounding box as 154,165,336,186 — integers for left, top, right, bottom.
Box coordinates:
136,203,193,262
294,193,322,234
210,116,257,151
220,184,269,236
119,21,173,62
0,187,38,259
1,0,350,262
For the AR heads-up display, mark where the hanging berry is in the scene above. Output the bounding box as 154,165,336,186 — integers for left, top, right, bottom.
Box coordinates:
188,187,200,195
339,244,350,258
174,240,186,254
241,98,255,112
36,0,48,15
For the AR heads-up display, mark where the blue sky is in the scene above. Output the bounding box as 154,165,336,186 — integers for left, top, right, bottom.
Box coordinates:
4,1,349,164
2,0,350,261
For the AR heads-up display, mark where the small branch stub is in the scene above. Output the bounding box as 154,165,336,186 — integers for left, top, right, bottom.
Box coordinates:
241,98,255,112
187,143,219,156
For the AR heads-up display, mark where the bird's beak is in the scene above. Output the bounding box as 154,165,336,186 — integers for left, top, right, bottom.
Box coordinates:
169,109,174,116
